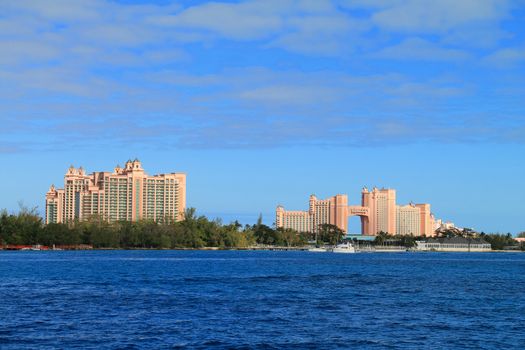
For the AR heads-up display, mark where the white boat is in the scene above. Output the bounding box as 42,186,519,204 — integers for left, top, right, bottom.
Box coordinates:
308,246,328,252
331,242,356,253
308,232,328,252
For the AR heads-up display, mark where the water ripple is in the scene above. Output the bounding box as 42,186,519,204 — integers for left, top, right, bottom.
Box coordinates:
1,251,524,349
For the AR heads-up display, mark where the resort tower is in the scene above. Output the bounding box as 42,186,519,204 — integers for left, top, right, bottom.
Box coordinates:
45,159,186,224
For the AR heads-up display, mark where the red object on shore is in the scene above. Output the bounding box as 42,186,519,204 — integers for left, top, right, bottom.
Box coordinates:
1,245,49,250
0,244,92,250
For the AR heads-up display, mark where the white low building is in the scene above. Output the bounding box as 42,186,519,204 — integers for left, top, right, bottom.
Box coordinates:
416,237,491,252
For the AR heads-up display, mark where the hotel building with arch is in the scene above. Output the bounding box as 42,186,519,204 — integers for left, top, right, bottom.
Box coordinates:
276,187,436,236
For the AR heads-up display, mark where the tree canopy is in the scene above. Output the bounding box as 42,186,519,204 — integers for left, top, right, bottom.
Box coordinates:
0,208,309,249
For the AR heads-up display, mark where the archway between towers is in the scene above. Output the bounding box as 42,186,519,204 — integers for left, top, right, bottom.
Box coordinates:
347,206,369,235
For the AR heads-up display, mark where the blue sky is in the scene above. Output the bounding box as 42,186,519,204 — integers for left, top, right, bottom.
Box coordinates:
1,0,524,233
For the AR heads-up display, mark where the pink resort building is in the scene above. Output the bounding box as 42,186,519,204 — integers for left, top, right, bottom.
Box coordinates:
45,159,186,224
396,203,421,236
395,203,435,236
276,187,436,236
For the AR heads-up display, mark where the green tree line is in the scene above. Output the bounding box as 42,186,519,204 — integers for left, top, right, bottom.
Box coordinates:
372,229,525,250
0,207,318,249
2,206,523,250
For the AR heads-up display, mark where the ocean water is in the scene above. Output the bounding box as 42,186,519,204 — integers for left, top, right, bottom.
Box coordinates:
1,251,524,349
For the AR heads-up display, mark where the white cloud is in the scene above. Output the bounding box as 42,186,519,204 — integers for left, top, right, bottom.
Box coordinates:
483,47,525,68
143,49,190,63
267,14,367,55
0,0,523,152
371,37,471,61
149,0,287,40
0,40,60,64
363,0,514,48
371,0,509,33
148,0,368,55
1,0,104,22
0,0,186,69
238,84,340,105
2,62,484,150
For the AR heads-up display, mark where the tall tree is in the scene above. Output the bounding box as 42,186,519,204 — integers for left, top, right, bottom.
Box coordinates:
318,224,345,245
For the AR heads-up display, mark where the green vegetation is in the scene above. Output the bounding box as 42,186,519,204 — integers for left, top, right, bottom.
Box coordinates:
371,229,525,251
0,207,314,249
437,227,523,250
317,224,345,245
1,206,523,251
373,231,417,248
479,232,522,251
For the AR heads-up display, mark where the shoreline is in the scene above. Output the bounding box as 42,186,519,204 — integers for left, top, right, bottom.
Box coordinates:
1,246,523,253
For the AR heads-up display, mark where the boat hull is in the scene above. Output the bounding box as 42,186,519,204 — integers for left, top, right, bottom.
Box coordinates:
308,248,328,252
331,242,356,253
331,248,356,253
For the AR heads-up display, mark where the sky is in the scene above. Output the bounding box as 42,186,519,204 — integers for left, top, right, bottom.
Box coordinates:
1,0,524,233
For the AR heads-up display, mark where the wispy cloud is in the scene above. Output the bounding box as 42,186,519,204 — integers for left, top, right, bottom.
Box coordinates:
148,0,368,55
4,63,522,152
0,0,524,153
370,0,509,32
483,47,525,68
371,37,471,61
150,0,285,40
343,0,515,48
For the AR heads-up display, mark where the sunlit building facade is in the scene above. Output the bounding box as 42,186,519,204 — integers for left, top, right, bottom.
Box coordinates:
45,159,186,224
433,219,455,232
396,204,421,236
276,194,348,233
275,207,312,233
415,203,435,237
276,187,436,236
361,187,397,235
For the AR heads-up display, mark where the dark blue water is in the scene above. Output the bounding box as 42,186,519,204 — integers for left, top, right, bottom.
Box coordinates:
1,251,524,349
